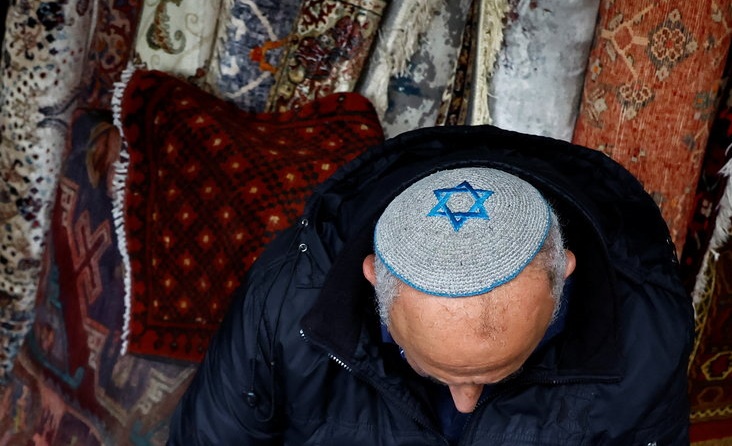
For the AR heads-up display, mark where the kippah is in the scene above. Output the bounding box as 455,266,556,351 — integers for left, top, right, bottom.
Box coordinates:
374,167,550,297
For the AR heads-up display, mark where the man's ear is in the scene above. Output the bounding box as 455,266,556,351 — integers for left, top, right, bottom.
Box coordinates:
564,250,577,278
363,254,377,286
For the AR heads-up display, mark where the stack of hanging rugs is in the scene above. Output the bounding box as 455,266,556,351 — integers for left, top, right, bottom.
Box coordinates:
114,69,384,362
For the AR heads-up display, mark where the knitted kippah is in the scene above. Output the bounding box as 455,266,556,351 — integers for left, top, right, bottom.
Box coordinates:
374,167,551,297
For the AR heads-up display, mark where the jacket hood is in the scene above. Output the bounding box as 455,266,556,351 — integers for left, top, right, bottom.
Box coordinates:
301,124,680,380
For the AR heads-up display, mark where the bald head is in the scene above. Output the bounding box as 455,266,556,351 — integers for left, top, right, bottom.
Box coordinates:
362,250,575,413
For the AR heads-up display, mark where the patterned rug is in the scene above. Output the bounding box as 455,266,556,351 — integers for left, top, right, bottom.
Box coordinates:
486,0,600,141
438,0,509,127
80,0,141,109
115,69,385,362
133,0,221,80
680,61,732,293
358,0,472,137
688,215,732,442
205,0,301,112
572,0,732,250
0,108,196,445
683,47,732,442
0,0,139,384
266,0,386,112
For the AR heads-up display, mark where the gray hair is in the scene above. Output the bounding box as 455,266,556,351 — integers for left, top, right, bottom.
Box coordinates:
373,211,568,327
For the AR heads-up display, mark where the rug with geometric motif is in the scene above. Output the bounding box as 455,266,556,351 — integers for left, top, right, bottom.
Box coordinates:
0,108,197,446
572,0,732,250
115,69,385,362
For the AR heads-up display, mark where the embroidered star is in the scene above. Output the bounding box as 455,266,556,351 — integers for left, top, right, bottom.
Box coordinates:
427,181,493,231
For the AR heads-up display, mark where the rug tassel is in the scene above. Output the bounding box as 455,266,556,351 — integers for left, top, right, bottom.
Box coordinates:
111,63,140,357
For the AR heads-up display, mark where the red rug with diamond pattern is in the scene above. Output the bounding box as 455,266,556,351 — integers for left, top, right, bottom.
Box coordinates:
116,69,384,362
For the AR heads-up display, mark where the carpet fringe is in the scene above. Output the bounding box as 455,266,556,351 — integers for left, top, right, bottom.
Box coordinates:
110,63,139,357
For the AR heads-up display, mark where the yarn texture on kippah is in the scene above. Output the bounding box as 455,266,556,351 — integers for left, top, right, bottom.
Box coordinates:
374,167,550,297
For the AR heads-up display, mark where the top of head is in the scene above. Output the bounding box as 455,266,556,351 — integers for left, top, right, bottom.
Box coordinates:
374,167,550,297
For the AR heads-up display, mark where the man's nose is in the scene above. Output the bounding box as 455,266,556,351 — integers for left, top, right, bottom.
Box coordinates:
448,384,484,413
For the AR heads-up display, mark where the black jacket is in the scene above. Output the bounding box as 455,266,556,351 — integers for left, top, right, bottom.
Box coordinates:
169,125,694,445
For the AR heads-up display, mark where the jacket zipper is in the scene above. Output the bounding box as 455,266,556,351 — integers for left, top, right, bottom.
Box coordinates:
299,329,450,445
300,329,353,372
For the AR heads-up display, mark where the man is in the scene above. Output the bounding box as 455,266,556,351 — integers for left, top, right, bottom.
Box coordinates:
169,125,694,445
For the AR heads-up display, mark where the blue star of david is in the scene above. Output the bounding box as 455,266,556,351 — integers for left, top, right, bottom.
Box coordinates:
427,181,493,231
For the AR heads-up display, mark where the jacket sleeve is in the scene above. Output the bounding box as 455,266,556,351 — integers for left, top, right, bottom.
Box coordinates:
601,278,694,445
167,277,283,445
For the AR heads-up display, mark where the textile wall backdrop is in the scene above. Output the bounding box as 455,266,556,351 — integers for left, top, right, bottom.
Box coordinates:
1,0,732,443
572,0,732,250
